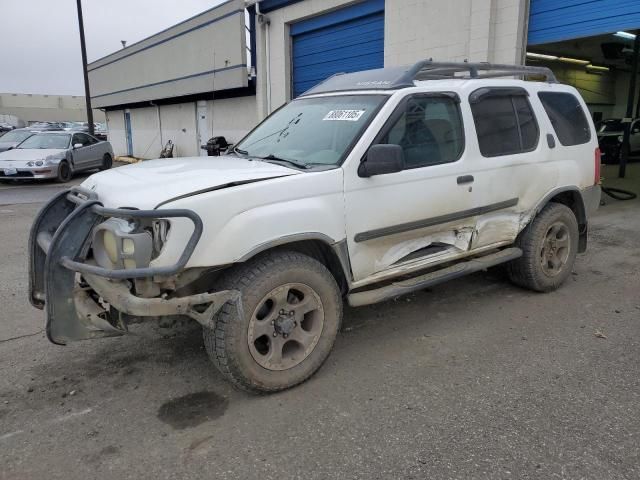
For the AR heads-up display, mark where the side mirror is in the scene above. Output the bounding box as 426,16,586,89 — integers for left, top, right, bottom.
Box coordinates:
73,143,83,149
358,144,405,177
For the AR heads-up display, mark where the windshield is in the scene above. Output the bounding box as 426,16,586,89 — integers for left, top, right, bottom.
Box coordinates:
236,95,387,166
18,134,70,149
0,130,33,143
597,119,624,133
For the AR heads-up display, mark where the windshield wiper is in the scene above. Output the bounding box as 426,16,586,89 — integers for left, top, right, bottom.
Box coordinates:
259,154,309,170
233,146,249,156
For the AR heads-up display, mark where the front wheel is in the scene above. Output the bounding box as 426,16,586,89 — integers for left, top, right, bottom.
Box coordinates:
203,250,342,393
99,153,112,171
56,161,73,183
507,202,579,292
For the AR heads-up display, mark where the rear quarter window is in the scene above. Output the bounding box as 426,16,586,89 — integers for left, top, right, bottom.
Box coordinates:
470,91,539,157
538,92,591,146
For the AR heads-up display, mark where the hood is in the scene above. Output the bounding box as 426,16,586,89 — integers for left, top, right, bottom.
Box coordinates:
82,156,300,209
0,148,66,161
0,141,19,153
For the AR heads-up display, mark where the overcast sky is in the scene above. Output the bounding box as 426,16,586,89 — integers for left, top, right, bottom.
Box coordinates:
0,0,224,95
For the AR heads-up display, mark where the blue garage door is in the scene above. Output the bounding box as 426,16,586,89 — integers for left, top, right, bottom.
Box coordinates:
529,0,640,45
291,0,384,97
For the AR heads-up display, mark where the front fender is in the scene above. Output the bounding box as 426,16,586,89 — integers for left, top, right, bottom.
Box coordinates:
153,169,347,269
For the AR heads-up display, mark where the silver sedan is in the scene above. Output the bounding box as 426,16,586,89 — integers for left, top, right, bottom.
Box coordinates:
0,131,114,182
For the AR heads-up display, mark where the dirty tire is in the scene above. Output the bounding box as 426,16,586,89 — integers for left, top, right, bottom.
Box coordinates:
203,250,342,393
100,153,112,171
56,161,72,183
507,202,579,292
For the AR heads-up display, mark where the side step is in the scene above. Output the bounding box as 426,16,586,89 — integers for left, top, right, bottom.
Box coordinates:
347,247,522,307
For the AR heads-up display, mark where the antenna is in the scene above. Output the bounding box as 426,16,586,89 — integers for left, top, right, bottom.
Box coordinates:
120,40,127,49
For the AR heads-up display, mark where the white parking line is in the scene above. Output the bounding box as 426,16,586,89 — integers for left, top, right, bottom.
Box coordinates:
51,408,93,423
0,407,94,442
0,430,24,441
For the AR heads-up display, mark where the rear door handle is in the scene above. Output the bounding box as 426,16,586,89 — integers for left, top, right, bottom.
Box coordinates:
457,175,474,185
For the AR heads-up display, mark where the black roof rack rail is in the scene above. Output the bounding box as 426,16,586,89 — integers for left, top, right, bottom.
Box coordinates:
400,60,557,84
300,60,557,96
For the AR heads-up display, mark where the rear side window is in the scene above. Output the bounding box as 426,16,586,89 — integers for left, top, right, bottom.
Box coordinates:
470,91,539,157
538,92,591,146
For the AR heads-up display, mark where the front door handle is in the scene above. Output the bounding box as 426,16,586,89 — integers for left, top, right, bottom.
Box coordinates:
457,175,474,185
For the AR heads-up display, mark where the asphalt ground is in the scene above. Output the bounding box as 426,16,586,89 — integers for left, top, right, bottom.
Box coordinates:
1,164,639,480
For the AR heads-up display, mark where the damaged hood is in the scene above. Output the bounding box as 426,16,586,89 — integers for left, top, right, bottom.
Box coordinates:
82,156,300,209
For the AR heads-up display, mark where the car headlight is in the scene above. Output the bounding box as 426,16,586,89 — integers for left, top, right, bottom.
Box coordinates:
45,154,63,164
26,160,44,167
92,218,153,270
618,135,624,143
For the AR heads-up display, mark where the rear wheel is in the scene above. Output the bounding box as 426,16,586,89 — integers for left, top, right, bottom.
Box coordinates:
99,153,112,171
507,202,579,292
56,161,72,183
203,250,342,393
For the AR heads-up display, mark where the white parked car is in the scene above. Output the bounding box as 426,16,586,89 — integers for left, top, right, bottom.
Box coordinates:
30,62,601,392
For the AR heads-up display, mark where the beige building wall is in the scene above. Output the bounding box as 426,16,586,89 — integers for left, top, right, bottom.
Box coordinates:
130,107,163,159
0,93,105,124
106,95,258,159
208,95,259,144
105,111,127,156
88,0,247,109
255,0,528,118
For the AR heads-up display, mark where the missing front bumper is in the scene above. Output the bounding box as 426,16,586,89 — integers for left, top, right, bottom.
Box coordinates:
29,187,237,345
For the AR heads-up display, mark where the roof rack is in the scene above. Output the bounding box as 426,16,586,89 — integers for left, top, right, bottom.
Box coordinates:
401,60,557,84
300,60,557,96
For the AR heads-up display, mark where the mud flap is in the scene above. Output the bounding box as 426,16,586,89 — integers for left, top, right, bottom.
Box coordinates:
44,198,122,345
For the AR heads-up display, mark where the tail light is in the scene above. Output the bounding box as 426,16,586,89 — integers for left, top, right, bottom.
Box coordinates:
594,147,601,185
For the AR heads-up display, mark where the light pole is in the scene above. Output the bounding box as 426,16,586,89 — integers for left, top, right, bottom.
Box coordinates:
76,0,94,135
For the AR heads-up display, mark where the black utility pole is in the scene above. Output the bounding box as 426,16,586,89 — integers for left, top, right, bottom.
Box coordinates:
619,32,640,178
76,0,94,135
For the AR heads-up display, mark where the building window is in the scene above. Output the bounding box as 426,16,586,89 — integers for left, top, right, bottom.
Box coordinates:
471,90,539,157
538,92,591,146
378,95,464,169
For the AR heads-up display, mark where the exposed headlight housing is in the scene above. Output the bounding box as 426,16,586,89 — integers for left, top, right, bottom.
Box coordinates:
92,218,153,270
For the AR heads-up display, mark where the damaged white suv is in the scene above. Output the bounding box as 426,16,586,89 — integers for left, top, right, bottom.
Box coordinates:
30,61,601,392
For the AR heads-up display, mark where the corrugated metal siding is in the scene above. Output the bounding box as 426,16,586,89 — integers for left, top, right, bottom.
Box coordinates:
291,0,384,97
529,0,640,45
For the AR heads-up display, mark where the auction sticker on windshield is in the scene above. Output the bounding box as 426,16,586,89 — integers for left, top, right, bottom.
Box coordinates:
323,110,366,121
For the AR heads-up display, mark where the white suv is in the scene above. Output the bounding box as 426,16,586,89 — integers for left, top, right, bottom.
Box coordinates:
30,62,601,392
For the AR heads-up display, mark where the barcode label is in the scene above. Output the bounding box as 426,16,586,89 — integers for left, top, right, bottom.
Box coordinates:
323,109,366,121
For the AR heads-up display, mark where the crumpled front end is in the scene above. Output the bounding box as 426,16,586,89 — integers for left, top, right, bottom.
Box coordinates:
29,187,237,345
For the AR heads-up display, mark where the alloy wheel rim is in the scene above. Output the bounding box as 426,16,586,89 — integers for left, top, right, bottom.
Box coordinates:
247,283,324,371
540,221,570,277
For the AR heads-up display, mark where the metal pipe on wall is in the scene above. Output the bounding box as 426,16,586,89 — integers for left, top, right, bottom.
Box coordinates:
619,32,640,178
255,0,271,114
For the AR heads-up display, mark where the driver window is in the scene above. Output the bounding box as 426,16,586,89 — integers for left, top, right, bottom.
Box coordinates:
76,133,92,146
379,95,464,169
